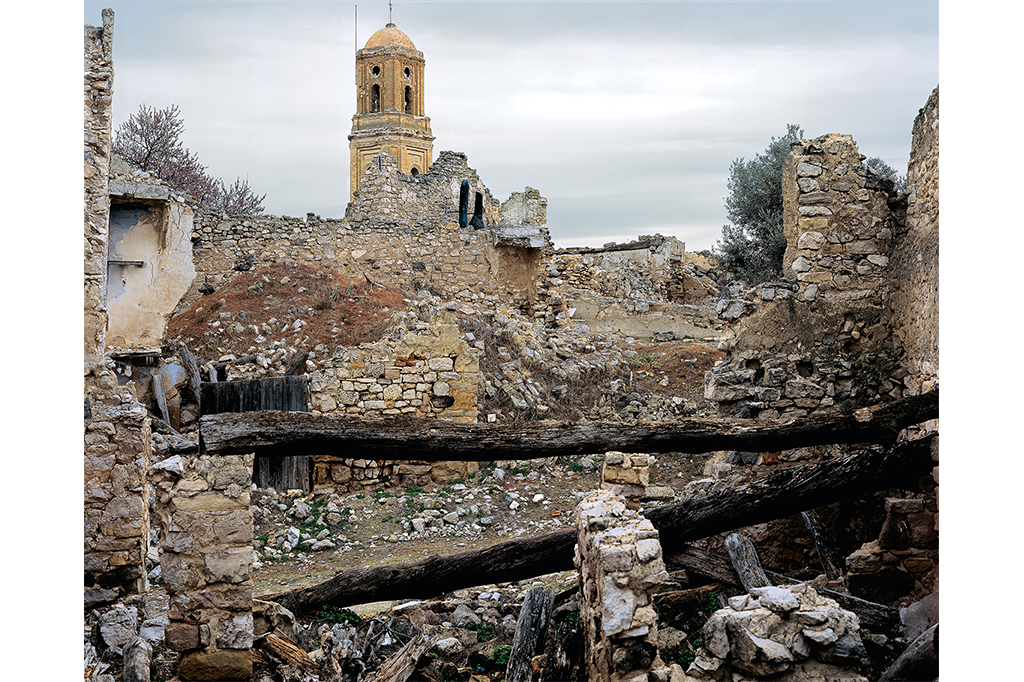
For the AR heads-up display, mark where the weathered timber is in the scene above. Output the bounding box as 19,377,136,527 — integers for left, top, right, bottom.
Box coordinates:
152,372,170,425
506,587,555,682
801,509,845,580
662,545,900,633
201,375,311,491
201,387,937,457
200,375,309,416
724,533,770,592
877,623,938,682
178,344,202,406
540,618,585,682
364,633,434,682
264,435,935,616
258,629,314,670
122,636,152,682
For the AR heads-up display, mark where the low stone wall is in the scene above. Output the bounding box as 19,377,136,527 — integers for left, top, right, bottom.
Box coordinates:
84,399,152,609
149,453,254,681
309,311,480,422
308,311,481,492
574,489,674,682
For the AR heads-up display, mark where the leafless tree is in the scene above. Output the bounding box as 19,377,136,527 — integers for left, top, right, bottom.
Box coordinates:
112,104,266,216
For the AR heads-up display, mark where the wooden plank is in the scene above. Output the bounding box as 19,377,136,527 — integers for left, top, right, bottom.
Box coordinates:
264,435,934,616
200,388,937,458
801,510,844,580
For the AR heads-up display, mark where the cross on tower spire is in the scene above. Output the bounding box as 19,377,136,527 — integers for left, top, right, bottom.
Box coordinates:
389,1,393,24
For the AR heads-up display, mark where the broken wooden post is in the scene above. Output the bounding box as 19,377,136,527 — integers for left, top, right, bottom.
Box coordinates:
178,344,202,407
364,632,435,682
801,509,844,580
877,623,938,682
506,587,555,682
724,532,770,591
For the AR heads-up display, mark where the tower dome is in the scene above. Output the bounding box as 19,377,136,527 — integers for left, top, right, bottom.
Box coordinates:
364,23,416,51
348,23,433,200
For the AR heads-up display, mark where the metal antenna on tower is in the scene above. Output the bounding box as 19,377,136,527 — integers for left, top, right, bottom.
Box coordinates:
389,0,393,24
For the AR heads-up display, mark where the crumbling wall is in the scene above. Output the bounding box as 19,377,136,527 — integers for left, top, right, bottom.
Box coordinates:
886,86,939,398
182,151,555,313
149,453,255,681
705,134,905,420
309,310,479,421
84,9,115,361
574,490,674,682
106,157,197,350
84,387,152,609
690,584,868,681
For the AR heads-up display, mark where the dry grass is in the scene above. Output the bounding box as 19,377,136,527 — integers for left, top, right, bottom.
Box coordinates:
166,262,407,362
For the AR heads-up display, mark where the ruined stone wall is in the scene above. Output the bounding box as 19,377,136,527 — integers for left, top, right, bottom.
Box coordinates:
886,86,939,398
182,151,554,315
84,9,115,361
149,453,254,680
107,157,197,350
84,397,152,609
574,490,672,682
347,150,500,231
706,135,905,420
308,311,480,491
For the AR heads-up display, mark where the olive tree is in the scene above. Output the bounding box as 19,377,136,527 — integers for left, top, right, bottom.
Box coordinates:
112,104,266,216
715,124,803,283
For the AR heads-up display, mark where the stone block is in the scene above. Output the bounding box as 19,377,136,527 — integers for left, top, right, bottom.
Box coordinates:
165,622,200,652
177,649,252,681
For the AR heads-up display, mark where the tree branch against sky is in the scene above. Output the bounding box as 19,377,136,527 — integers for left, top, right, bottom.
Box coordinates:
112,104,267,216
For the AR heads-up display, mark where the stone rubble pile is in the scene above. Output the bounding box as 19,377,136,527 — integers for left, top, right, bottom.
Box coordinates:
688,584,868,682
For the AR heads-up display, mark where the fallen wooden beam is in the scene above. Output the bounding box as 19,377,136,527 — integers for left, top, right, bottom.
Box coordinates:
264,434,935,617
201,387,937,458
662,545,900,633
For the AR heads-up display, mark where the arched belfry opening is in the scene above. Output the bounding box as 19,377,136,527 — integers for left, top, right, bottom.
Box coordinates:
348,22,434,200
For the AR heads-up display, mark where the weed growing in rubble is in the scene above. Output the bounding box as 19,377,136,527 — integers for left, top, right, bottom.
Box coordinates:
463,622,499,642
319,605,362,625
491,644,513,667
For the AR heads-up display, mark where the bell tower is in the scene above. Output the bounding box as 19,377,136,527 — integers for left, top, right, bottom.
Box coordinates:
348,23,434,199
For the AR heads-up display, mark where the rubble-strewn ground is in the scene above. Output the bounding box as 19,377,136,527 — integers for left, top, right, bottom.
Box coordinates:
102,262,750,681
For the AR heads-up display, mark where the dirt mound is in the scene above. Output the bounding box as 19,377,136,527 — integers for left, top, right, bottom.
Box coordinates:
166,262,407,364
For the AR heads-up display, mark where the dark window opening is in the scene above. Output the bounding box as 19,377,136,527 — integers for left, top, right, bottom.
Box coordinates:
410,167,419,176
470,192,485,230
371,65,381,77
371,84,380,113
404,66,411,78
405,86,412,114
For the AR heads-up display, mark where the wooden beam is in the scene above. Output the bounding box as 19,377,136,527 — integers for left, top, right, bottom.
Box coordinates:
201,388,937,458
263,435,934,617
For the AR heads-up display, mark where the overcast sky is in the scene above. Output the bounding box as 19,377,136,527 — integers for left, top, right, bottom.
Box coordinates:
82,0,938,251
